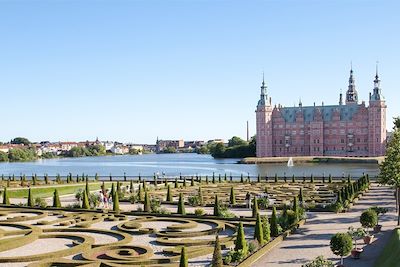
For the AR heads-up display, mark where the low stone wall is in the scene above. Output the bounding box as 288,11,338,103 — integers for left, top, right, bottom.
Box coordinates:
241,156,384,164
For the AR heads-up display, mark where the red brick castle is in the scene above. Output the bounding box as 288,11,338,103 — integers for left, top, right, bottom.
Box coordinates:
256,67,386,157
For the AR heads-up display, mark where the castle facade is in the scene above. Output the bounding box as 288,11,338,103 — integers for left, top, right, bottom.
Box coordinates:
255,68,386,157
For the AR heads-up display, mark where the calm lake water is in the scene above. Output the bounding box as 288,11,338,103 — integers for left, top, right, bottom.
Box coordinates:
0,153,379,178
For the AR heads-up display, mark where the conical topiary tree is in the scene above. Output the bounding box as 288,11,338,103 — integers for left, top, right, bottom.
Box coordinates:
293,196,299,221
142,180,147,191
191,177,194,186
2,187,10,205
130,179,134,193
198,186,203,205
213,194,221,217
270,206,279,237
144,191,151,212
53,189,61,208
175,178,179,188
230,186,236,205
254,213,264,245
166,184,172,202
113,189,120,213
82,190,90,209
299,188,304,204
179,246,188,267
27,188,33,207
262,215,271,242
211,235,223,267
234,222,247,252
177,193,185,215
111,183,115,199
329,174,332,183
252,197,259,218
86,180,90,197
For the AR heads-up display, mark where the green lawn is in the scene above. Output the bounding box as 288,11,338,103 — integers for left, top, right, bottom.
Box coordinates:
374,228,400,267
4,182,119,198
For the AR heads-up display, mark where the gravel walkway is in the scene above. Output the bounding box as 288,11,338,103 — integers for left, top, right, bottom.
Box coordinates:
252,184,397,267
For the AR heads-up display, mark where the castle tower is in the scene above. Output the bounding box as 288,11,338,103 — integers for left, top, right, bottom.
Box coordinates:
346,67,358,104
256,74,273,157
368,65,387,156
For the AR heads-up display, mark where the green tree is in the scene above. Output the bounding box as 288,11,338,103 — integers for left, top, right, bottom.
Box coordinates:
252,197,259,218
27,188,33,207
329,174,333,183
234,222,247,252
82,190,90,209
53,189,61,208
144,191,151,212
11,137,31,145
213,194,221,217
166,184,172,202
360,209,378,233
179,246,188,267
379,119,400,225
113,190,120,213
330,233,352,266
230,186,236,205
210,142,226,158
254,213,264,245
177,193,185,215
0,151,8,162
228,136,247,147
270,206,279,237
211,235,223,267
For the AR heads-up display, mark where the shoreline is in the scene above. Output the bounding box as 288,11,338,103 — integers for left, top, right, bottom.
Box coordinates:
241,156,385,165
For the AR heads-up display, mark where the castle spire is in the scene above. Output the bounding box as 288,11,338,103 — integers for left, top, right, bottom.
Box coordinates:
257,72,268,107
371,62,383,101
339,89,343,105
346,65,358,104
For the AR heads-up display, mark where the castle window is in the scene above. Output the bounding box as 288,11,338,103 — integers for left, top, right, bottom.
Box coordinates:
317,139,320,144
341,139,344,143
357,138,360,143
280,140,283,144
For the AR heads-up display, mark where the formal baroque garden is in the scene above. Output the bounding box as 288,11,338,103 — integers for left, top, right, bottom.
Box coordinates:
0,172,372,266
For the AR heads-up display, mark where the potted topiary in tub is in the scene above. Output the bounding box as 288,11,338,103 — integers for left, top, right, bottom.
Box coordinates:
360,209,378,244
370,206,388,233
330,232,352,267
347,226,366,259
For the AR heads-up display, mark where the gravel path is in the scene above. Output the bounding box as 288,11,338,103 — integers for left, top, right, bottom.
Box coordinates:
252,184,397,267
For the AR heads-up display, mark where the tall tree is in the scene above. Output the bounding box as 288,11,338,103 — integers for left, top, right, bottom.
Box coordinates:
379,118,400,225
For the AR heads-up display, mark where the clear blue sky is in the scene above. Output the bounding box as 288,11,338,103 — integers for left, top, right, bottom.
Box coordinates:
0,0,398,144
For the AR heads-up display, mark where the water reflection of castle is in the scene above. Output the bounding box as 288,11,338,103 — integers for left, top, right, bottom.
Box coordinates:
255,67,386,157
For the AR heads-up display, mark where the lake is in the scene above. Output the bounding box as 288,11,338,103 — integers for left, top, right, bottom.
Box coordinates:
0,153,379,178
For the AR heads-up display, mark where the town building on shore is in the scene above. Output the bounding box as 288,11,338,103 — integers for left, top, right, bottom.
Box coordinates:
255,67,386,157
